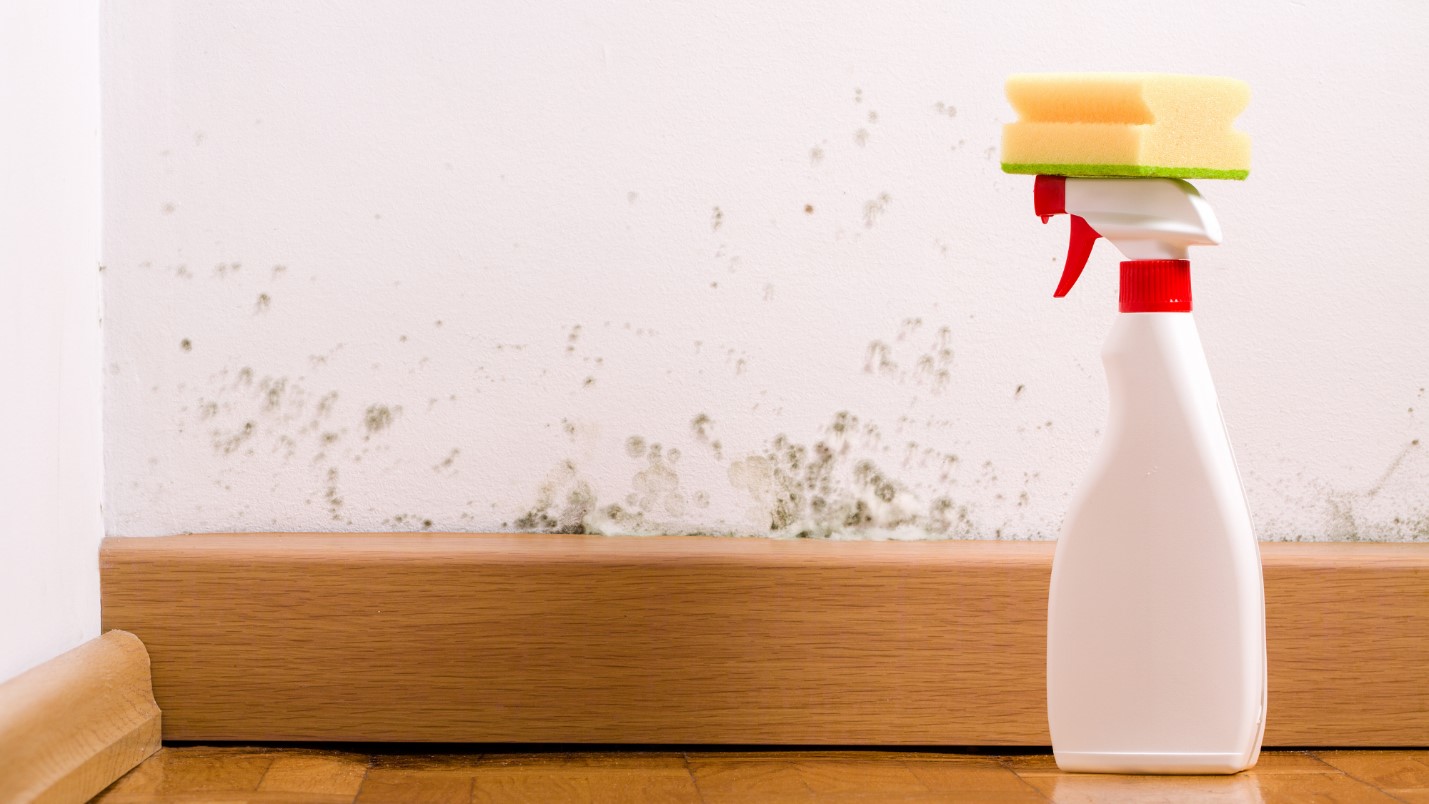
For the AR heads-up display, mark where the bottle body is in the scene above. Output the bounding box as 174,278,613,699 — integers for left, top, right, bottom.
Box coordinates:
1048,312,1266,774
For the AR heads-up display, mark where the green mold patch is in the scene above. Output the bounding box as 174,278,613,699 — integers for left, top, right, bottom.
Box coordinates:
1001,162,1248,180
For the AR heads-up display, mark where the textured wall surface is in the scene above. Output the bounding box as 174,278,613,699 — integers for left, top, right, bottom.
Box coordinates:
1,0,103,681
103,1,1429,540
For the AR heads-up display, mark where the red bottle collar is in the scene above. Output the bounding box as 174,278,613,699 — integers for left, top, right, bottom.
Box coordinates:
1120,260,1192,313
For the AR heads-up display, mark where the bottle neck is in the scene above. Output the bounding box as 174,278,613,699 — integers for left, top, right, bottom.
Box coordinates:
1120,259,1192,313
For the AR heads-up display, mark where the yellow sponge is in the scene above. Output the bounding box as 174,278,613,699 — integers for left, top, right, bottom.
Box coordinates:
1001,73,1251,180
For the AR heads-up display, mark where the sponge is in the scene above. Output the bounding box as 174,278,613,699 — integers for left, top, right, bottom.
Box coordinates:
1001,73,1251,180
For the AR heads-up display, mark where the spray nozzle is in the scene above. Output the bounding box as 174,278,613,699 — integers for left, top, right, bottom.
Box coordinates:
1035,176,1103,296
1031,174,1222,298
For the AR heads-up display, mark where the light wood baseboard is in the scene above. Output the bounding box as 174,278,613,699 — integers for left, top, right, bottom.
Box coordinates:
0,630,161,803
100,534,1429,746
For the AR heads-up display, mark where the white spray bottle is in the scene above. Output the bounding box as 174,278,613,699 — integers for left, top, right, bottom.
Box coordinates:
1034,174,1266,774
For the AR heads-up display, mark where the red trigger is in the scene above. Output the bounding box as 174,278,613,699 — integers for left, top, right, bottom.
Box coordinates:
1053,216,1101,298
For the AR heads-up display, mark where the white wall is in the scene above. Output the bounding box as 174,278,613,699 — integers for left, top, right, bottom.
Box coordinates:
1,0,103,681
102,1,1429,541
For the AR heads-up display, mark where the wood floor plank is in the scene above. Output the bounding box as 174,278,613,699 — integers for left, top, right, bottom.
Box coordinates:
355,766,473,803
1251,772,1405,803
690,758,931,802
1019,771,1280,804
256,751,369,797
1238,751,1339,774
98,746,1429,802
1314,749,1429,791
904,761,1048,796
92,747,272,800
469,768,702,803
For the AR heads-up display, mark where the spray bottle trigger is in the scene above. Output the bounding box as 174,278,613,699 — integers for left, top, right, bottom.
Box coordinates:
1053,215,1101,298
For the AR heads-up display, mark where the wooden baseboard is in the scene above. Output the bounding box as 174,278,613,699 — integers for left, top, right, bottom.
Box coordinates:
100,534,1429,746
0,630,161,803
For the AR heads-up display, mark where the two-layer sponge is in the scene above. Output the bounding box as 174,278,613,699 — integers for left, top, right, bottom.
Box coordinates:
1001,73,1251,180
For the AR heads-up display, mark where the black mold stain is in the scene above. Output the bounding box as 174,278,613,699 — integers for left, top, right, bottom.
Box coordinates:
513,460,596,534
363,405,397,434
720,412,979,539
691,414,715,442
626,436,647,459
180,338,192,352
213,420,256,455
324,467,343,521
629,442,685,517
863,320,953,394
863,193,891,227
433,448,460,472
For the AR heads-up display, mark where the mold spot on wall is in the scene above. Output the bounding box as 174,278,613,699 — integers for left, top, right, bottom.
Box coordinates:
625,436,647,459
810,146,824,165
862,320,954,394
324,467,343,521
863,193,891,227
513,460,596,534
363,404,398,435
933,101,958,118
1325,491,1360,541
214,421,256,455
214,262,240,278
433,448,460,473
180,338,192,352
711,206,724,231
804,204,814,215
690,414,715,443
717,412,981,539
629,442,686,517
853,128,869,147
262,377,287,412
255,293,271,313
864,341,896,376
